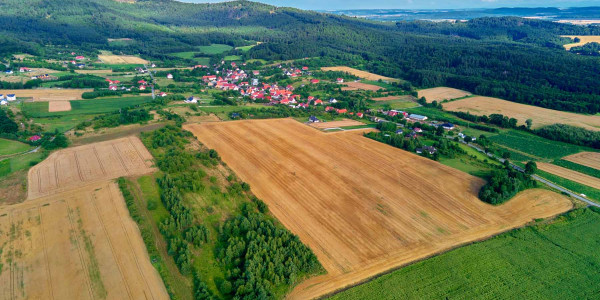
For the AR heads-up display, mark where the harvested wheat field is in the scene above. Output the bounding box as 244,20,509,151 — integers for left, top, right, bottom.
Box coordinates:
418,87,472,103
75,69,114,75
561,35,600,50
48,101,71,112
0,89,92,101
563,152,600,170
0,181,168,300
443,96,600,131
309,119,366,129
342,81,382,91
538,163,600,190
322,66,400,82
371,95,413,101
184,118,572,300
98,54,148,65
28,136,155,199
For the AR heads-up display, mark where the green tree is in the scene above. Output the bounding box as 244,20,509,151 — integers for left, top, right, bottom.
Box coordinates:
525,161,538,175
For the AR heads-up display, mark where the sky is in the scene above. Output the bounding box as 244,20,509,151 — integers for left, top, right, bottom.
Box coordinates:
179,0,600,10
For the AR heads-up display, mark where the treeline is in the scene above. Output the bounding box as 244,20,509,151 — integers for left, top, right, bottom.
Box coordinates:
57,74,107,89
82,90,140,99
81,108,152,129
0,79,42,89
450,111,522,129
479,166,537,205
570,42,600,56
0,109,18,134
536,124,600,149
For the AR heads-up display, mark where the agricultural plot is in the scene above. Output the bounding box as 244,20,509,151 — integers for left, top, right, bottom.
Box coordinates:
331,208,600,299
48,101,71,112
561,35,600,50
321,66,400,82
22,96,154,117
443,96,600,131
563,152,600,170
538,163,600,190
27,136,155,199
0,181,169,300
184,119,572,300
418,87,472,103
488,130,583,160
196,44,233,54
0,138,31,156
97,54,149,65
0,89,92,101
342,81,382,91
309,119,366,129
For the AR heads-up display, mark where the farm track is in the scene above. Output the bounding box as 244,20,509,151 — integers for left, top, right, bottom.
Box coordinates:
184,118,572,299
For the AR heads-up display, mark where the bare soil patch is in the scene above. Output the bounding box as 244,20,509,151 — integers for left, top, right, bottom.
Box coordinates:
443,96,600,131
342,81,382,91
27,136,155,199
563,152,600,170
184,118,572,299
322,66,400,82
561,35,600,50
98,54,148,65
309,119,366,129
48,101,72,112
418,87,472,103
0,89,92,101
538,163,600,189
0,180,168,299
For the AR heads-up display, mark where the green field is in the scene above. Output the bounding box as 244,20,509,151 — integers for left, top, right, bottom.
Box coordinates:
536,170,600,203
35,114,98,132
0,151,45,177
198,104,274,120
553,159,600,179
169,52,210,65
489,130,584,160
236,44,257,52
224,55,242,61
22,96,153,117
197,44,233,54
370,97,418,110
439,143,500,178
331,208,600,299
0,138,32,156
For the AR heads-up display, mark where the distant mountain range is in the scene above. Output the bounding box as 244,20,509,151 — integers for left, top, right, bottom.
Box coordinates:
326,7,600,23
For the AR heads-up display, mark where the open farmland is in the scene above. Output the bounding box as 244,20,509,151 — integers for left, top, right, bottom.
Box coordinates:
488,130,583,160
563,152,600,170
184,118,572,300
97,54,149,65
0,89,92,101
342,81,382,91
0,180,169,300
0,138,31,156
75,70,114,75
22,96,154,117
538,163,600,190
561,35,600,50
443,96,600,131
309,119,366,129
322,66,400,82
330,208,600,299
48,101,71,112
418,87,472,103
27,136,155,199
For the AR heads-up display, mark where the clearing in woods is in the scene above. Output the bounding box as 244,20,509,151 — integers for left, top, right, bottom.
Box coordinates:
321,66,400,82
27,136,155,199
184,118,572,300
309,119,366,129
561,35,600,50
48,101,72,112
563,152,600,171
97,54,149,65
537,163,600,190
418,87,472,103
0,89,92,101
443,96,600,131
0,180,169,300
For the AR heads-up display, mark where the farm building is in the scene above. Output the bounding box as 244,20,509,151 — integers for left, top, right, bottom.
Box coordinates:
416,146,437,155
167,74,173,79
159,92,168,97
7,94,17,101
409,114,428,121
310,79,320,84
442,123,455,130
185,96,198,103
337,78,344,83
231,113,241,119
0,100,7,106
309,116,320,123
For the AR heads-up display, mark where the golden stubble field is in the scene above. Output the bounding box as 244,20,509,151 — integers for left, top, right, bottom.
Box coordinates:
308,119,365,129
341,81,382,91
443,96,600,131
538,163,600,190
563,152,600,170
561,35,600,50
98,54,149,65
28,136,155,199
184,118,572,299
321,66,400,82
0,181,168,300
0,89,92,101
418,87,472,103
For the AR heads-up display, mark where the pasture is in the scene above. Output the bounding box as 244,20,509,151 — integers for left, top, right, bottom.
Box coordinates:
0,138,31,156
184,118,572,300
0,89,92,101
321,66,400,82
330,208,600,300
443,96,600,131
97,54,149,65
537,163,600,190
418,87,472,103
563,152,600,170
22,96,153,117
0,181,169,299
561,35,600,50
27,136,155,199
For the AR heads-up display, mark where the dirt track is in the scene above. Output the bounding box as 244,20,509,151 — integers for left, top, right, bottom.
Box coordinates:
563,152,600,170
538,163,600,189
443,96,600,131
184,118,572,299
418,87,471,103
27,136,155,199
0,181,168,300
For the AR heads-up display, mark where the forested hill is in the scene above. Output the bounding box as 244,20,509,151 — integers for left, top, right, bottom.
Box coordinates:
2,0,600,114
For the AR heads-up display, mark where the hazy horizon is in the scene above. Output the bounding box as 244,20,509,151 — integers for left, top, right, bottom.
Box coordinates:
178,0,600,10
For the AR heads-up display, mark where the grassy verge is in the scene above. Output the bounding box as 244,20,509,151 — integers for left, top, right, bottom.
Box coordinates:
330,208,600,299
536,169,600,203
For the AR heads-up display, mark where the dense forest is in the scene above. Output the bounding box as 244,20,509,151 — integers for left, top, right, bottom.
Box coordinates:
1,0,600,114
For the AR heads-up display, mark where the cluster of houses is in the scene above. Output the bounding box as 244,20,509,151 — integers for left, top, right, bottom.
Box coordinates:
0,94,17,106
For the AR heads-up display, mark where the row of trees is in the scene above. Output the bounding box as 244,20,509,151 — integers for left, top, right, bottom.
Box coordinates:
536,124,600,150
479,165,537,205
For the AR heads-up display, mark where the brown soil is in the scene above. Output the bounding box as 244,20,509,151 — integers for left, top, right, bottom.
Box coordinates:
48,101,71,112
